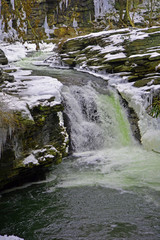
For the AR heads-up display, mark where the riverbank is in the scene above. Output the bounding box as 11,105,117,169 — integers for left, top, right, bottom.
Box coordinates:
0,42,68,191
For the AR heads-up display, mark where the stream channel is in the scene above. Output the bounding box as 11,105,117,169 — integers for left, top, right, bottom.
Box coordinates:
0,51,160,240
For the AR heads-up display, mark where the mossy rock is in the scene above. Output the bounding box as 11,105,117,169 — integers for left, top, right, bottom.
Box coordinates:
128,75,140,82
3,68,17,73
86,58,102,66
149,54,160,61
0,49,8,65
76,56,87,64
2,72,14,82
114,64,132,72
131,60,158,77
61,39,85,52
146,27,160,33
54,27,77,39
62,58,75,66
96,64,113,72
0,101,68,191
133,78,152,87
129,54,150,62
68,50,81,57
154,77,160,84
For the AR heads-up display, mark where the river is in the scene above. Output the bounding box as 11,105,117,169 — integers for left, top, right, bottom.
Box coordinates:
0,51,160,240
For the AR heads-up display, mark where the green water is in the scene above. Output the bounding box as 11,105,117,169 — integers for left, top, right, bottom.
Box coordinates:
99,94,131,146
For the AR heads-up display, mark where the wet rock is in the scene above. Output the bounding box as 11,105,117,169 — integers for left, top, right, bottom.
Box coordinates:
155,64,160,72
62,57,75,66
0,103,68,191
120,98,141,143
0,49,8,65
2,72,14,82
0,68,15,84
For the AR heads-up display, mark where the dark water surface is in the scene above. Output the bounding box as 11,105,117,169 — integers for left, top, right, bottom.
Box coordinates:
0,158,160,240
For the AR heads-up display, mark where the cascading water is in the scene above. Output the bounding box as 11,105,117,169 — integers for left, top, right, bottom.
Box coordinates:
60,81,160,196
62,83,132,152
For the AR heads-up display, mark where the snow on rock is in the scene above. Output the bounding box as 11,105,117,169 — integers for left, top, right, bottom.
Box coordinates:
0,92,32,120
104,52,126,61
15,75,63,109
1,68,63,117
0,236,24,240
23,153,39,165
115,83,160,152
23,146,61,166
0,42,55,62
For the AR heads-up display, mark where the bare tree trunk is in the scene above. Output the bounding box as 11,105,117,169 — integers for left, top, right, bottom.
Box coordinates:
149,0,153,26
126,0,135,27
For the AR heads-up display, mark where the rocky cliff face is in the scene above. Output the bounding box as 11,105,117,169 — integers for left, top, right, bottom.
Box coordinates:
26,0,95,39
0,54,68,191
1,0,160,41
26,0,160,39
59,27,160,87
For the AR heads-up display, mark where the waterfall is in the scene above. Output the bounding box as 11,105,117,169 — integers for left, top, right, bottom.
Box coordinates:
60,80,160,196
62,83,133,152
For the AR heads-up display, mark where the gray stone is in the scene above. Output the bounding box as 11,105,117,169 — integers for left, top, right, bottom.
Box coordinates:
0,49,8,65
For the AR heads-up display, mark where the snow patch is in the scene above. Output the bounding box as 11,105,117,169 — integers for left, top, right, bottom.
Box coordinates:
23,153,39,165
0,236,24,240
104,52,126,61
0,42,55,62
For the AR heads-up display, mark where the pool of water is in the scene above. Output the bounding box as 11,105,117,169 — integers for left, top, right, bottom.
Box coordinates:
0,151,160,240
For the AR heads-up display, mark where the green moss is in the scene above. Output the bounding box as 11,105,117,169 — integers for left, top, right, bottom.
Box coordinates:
128,75,140,82
114,64,132,72
146,27,160,33
133,78,151,87
147,97,160,118
62,58,75,66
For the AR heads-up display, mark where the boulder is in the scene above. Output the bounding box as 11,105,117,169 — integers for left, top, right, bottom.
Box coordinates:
0,74,68,191
0,102,68,191
0,49,8,65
